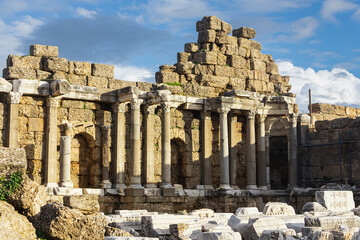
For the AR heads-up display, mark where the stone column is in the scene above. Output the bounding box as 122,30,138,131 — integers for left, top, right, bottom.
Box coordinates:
229,114,238,189
6,92,22,148
113,102,126,190
126,99,144,196
60,123,73,188
288,114,298,188
246,111,257,189
257,114,267,189
198,110,213,190
101,125,112,189
265,135,270,188
144,105,157,188
218,107,231,190
160,102,175,196
45,96,61,188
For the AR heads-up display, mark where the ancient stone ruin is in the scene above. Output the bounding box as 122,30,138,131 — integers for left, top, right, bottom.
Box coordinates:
2,15,360,239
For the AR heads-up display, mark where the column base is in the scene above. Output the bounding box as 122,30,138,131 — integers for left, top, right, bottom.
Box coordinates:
115,183,127,190
145,183,158,188
125,185,144,197
219,184,232,190
231,185,240,190
258,185,268,190
101,180,112,189
45,182,59,188
60,181,73,188
287,184,297,190
246,185,258,190
160,183,175,196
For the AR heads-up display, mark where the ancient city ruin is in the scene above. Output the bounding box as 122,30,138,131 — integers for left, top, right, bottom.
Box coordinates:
2,16,360,239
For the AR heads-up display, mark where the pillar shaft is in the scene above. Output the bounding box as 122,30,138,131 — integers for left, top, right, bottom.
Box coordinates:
199,110,213,189
229,114,238,188
218,107,231,189
60,136,73,188
257,114,267,189
246,111,257,189
45,97,61,187
289,114,298,188
113,103,126,189
265,135,270,188
101,125,111,189
6,92,22,148
130,99,142,187
144,105,157,188
161,102,172,188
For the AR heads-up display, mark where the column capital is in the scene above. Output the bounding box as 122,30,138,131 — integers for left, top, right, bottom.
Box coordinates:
161,102,171,113
113,102,127,113
46,96,62,108
146,104,157,115
217,107,231,115
245,110,256,120
289,113,298,127
7,92,23,104
257,113,267,123
131,98,143,110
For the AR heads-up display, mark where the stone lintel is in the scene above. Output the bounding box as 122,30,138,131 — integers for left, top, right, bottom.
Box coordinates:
0,78,12,92
50,79,70,96
11,79,50,95
63,85,99,101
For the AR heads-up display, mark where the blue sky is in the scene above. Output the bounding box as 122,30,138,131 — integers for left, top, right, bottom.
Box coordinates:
1,0,360,111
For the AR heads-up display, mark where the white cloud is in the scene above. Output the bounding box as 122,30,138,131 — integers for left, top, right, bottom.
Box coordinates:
290,16,319,40
277,60,360,112
76,7,97,19
114,65,154,82
233,0,314,13
320,0,358,22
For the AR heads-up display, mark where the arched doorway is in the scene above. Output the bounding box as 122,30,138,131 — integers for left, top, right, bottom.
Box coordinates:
171,138,187,187
71,133,95,188
269,136,288,189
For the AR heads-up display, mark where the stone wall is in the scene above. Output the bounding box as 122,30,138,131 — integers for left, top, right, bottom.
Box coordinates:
300,103,360,187
155,16,293,98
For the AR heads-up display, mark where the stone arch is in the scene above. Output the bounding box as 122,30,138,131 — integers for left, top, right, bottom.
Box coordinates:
69,128,98,188
171,138,187,187
266,116,290,134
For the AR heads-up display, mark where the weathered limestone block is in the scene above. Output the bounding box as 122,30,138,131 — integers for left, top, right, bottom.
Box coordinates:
0,201,37,240
196,16,222,31
236,207,260,216
229,77,246,90
189,208,215,219
198,29,216,43
177,52,192,63
87,75,109,88
8,174,46,218
36,69,52,79
307,230,333,240
92,63,114,78
63,194,100,215
3,66,37,79
263,202,296,216
193,64,215,75
12,79,50,95
66,74,87,85
217,52,227,65
214,65,235,77
155,71,180,84
104,226,134,237
0,77,12,92
51,79,71,96
198,75,229,89
193,51,218,65
315,191,355,212
247,79,266,92
176,62,195,75
68,108,93,122
0,147,27,178
7,54,42,69
281,76,290,84
241,217,288,240
197,232,242,240
302,202,328,214
28,117,44,132
69,61,92,76
270,74,282,82
311,103,346,116
228,55,246,68
215,31,232,44
250,40,262,50
185,42,199,53
266,62,279,75
222,21,232,34
250,59,266,71
34,203,107,240
250,49,262,59
30,44,58,57
233,27,256,39
259,229,296,240
305,215,360,231
44,57,69,72
108,79,136,89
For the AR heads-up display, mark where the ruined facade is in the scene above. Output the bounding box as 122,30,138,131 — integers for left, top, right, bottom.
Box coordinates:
0,16,299,198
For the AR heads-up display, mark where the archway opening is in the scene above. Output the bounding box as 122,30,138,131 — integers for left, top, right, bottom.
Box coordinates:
71,134,94,188
171,139,187,187
269,136,288,189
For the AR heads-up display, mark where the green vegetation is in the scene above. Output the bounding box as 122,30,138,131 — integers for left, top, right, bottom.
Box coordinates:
83,101,87,110
0,171,23,201
20,55,30,58
165,82,183,87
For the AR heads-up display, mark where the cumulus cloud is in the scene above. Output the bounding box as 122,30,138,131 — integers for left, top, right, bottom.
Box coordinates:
76,7,97,19
321,0,358,22
277,60,360,112
114,65,154,82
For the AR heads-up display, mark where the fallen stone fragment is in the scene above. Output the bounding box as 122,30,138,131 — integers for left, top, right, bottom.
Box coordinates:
263,202,296,216
63,194,100,215
241,217,288,240
302,202,328,214
315,191,355,212
197,232,242,240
